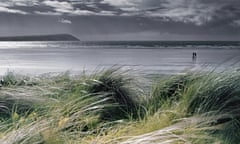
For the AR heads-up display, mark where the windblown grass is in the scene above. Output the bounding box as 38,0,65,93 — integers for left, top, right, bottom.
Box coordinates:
0,68,239,143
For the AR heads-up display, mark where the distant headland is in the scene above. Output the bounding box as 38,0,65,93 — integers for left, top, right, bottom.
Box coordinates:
0,34,80,41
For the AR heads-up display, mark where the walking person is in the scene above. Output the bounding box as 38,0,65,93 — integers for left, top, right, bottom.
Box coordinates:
192,52,197,62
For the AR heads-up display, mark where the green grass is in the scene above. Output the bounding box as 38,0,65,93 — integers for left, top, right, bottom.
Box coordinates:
0,69,239,143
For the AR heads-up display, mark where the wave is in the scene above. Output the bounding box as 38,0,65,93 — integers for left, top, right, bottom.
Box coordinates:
0,41,239,49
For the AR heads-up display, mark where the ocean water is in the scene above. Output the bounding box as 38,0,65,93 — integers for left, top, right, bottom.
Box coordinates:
0,41,239,75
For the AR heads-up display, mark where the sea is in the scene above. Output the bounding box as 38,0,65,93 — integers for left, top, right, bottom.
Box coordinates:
0,41,239,75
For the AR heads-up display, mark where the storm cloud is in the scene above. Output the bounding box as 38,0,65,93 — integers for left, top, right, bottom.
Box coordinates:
0,0,239,40
0,0,239,25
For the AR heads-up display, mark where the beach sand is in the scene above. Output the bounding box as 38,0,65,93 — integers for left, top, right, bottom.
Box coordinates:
0,42,239,75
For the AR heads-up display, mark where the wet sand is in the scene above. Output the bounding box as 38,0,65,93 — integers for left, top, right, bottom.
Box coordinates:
0,42,239,75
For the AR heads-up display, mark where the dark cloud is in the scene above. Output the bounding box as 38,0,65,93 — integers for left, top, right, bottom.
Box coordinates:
0,0,239,25
0,0,239,40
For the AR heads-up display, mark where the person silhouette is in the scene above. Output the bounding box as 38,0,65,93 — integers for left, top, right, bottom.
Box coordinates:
192,52,197,62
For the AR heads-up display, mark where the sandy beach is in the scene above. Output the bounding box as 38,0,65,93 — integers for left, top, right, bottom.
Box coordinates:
0,41,239,75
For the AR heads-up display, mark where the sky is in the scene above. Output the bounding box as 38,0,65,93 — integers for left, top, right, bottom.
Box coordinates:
0,0,240,41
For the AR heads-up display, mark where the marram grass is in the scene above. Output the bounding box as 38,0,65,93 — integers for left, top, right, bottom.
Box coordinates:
0,69,239,144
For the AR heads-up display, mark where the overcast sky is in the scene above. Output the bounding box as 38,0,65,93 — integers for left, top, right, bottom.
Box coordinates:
0,0,239,41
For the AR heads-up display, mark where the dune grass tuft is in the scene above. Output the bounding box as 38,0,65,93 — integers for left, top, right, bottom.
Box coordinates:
0,68,239,143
